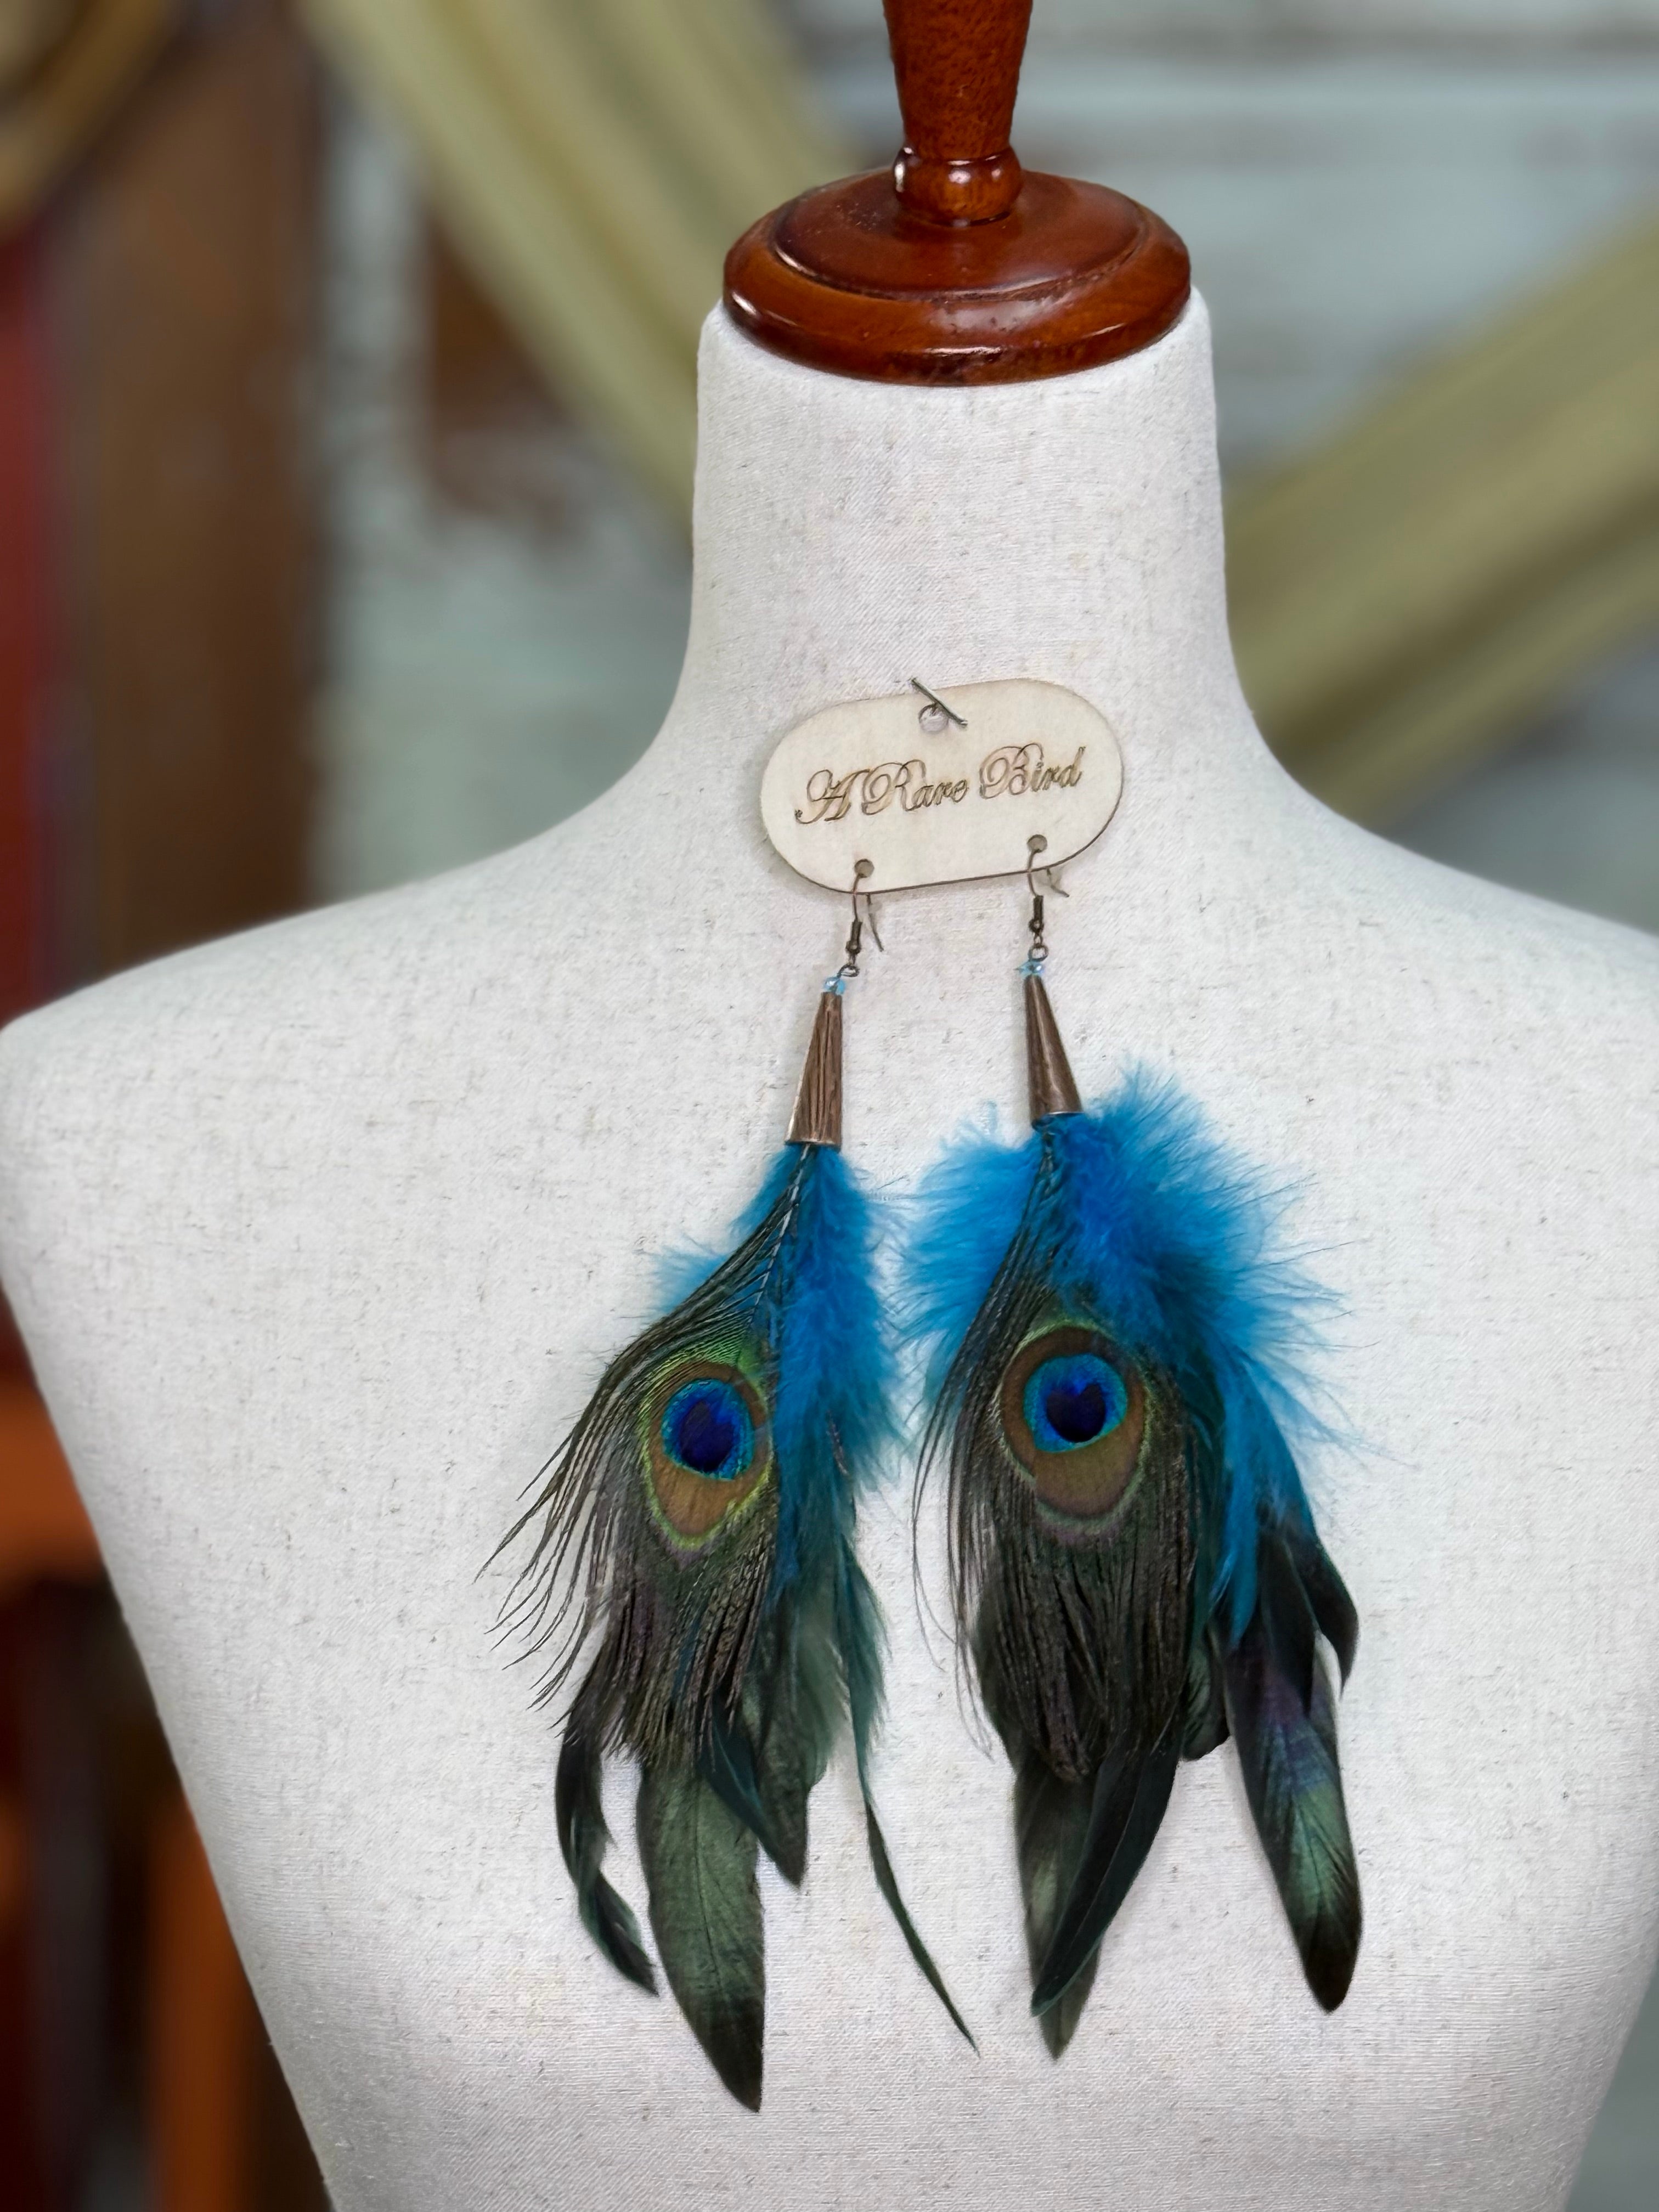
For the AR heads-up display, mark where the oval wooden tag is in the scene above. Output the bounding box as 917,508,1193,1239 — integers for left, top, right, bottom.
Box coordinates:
760,679,1122,893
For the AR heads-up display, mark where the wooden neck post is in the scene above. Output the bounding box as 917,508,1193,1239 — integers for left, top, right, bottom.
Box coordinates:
725,0,1189,386
884,0,1032,224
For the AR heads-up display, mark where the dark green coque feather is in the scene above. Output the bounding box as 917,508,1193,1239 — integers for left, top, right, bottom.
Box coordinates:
555,1679,655,1994
1011,1725,1097,2057
1031,1709,1183,2018
1225,1551,1361,2011
637,1761,765,2111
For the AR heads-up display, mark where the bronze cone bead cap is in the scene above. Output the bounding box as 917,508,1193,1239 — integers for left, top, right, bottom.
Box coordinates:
787,988,844,1149
1025,972,1082,1124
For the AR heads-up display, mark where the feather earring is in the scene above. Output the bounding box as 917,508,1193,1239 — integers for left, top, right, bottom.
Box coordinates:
907,844,1361,2055
499,868,969,2109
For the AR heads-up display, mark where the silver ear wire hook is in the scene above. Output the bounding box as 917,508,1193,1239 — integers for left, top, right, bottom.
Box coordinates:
838,859,881,980
1024,833,1070,904
1023,836,1067,972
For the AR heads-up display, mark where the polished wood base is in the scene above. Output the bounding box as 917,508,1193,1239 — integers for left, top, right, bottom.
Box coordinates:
724,166,1190,387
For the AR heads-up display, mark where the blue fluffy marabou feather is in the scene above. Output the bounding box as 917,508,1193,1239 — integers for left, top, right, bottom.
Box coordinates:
767,1143,898,1590
907,1071,1338,1636
664,1143,896,1600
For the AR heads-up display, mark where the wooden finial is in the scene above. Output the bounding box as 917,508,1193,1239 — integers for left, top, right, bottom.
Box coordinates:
725,0,1189,386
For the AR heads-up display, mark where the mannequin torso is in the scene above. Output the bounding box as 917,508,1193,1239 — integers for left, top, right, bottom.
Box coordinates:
2,300,1657,2211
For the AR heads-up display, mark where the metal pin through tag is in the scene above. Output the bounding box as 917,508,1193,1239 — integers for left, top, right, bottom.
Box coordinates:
910,678,968,736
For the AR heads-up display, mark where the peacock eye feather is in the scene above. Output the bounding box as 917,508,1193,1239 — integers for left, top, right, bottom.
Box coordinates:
500,1039,972,2108
998,1322,1147,1522
640,1357,772,1548
912,1072,1361,2050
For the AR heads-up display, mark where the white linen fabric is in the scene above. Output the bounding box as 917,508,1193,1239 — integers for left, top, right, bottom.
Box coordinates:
2,297,1656,2211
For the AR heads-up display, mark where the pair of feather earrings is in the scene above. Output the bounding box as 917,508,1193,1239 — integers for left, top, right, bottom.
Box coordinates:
499,865,1361,2109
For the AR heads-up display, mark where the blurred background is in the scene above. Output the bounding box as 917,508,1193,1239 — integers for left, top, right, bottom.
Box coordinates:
0,0,1655,2203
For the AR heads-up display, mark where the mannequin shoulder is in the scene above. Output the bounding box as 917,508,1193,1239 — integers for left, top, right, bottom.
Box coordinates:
1312,811,1659,1072
1251,818,1659,1266
0,840,572,1199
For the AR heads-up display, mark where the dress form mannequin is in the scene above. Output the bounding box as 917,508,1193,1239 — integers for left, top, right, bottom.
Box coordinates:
4,10,1659,2211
